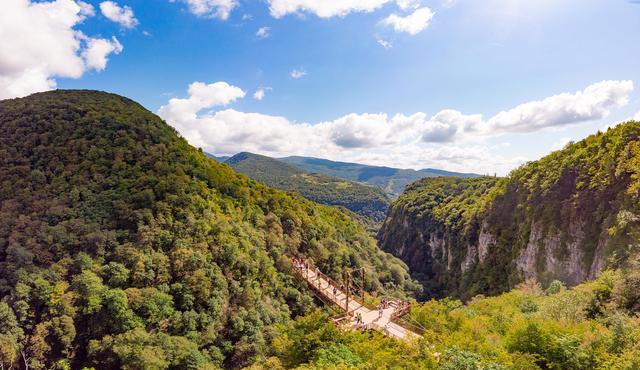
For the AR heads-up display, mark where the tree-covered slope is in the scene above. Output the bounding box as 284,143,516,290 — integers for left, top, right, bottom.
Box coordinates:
253,267,640,370
225,152,390,223
378,121,640,300
280,156,480,198
0,90,416,369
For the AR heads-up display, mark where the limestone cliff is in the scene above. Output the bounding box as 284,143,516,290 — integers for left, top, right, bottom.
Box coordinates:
378,121,640,299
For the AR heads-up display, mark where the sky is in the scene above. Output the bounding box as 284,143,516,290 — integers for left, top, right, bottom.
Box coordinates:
2,0,640,175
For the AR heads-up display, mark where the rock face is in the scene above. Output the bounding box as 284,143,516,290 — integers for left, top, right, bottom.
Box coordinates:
378,121,640,299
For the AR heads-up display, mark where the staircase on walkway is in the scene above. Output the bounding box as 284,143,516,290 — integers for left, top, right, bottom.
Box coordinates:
291,258,421,340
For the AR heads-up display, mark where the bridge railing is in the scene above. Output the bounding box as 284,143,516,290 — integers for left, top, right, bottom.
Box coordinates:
292,257,424,336
291,257,374,314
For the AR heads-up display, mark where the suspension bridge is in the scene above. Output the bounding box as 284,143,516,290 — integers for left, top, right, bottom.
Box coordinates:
291,258,422,340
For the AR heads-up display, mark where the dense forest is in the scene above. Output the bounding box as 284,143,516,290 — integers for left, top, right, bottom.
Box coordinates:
224,152,390,224
252,266,640,369
378,120,640,300
0,90,417,369
2,90,640,370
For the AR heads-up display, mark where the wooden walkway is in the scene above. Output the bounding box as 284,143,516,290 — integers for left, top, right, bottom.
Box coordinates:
292,259,421,340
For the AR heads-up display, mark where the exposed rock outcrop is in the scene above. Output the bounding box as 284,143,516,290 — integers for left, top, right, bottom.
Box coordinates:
378,121,640,299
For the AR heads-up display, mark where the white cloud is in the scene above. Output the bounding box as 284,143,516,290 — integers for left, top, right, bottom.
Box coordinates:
290,69,306,79
633,111,640,121
253,87,271,100
158,80,633,175
421,110,482,142
268,0,391,18
487,80,634,133
256,26,270,38
0,0,123,99
382,7,434,35
100,1,138,28
180,0,238,20
396,0,421,11
158,81,245,121
78,1,96,16
82,36,123,71
377,38,393,49
417,80,634,141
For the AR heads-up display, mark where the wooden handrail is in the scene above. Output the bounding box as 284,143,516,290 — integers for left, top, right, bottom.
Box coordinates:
291,257,423,339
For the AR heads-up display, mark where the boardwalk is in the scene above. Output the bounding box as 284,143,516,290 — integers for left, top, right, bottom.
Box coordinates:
292,260,421,340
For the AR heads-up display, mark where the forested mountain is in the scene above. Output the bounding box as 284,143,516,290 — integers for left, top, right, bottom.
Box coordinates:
280,156,479,198
2,90,640,370
378,121,640,300
224,152,390,223
0,90,416,369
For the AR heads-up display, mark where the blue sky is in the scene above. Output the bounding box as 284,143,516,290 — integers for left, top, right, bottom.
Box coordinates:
3,0,640,174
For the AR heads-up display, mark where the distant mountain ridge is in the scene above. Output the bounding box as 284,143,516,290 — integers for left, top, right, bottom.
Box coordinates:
279,156,480,198
207,153,480,198
223,152,391,223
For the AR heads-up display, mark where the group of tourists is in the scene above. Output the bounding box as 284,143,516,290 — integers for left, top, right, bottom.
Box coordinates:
378,298,392,318
353,311,370,330
292,257,309,273
354,312,364,325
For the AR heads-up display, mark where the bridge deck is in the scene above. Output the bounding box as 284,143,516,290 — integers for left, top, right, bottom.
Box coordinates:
294,263,420,340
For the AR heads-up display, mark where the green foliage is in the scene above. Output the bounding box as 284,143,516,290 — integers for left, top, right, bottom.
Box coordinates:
377,176,500,298
379,120,640,298
280,156,479,198
263,271,640,369
545,280,565,295
0,90,415,369
226,152,391,223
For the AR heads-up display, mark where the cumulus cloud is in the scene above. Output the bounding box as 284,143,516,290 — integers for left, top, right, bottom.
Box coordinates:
180,0,237,20
268,0,391,18
82,36,123,71
633,111,640,121
382,7,434,35
158,81,245,121
487,80,634,133
100,1,138,28
157,80,633,175
290,69,306,79
256,26,270,38
0,0,123,99
421,110,482,143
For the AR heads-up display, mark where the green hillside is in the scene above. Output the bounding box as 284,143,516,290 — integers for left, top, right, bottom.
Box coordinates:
225,152,390,223
280,156,479,198
254,268,640,369
378,121,640,299
0,90,416,369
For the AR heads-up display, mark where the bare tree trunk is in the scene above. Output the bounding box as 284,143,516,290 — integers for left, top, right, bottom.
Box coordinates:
20,351,28,370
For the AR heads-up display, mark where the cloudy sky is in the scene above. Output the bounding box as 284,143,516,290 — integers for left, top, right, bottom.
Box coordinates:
2,0,640,175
